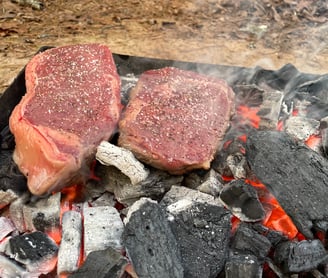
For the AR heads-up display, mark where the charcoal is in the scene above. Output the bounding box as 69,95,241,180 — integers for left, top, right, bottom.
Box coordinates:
99,165,182,206
231,222,272,260
123,198,184,278
57,211,83,276
160,185,220,207
246,130,328,238
83,205,124,256
90,191,116,207
219,180,265,222
0,125,15,150
249,223,288,247
0,150,27,196
0,189,19,210
9,192,30,232
69,247,128,278
0,254,30,278
6,231,58,275
284,116,320,141
0,217,15,241
225,253,262,278
165,200,231,278
23,192,61,232
274,239,328,273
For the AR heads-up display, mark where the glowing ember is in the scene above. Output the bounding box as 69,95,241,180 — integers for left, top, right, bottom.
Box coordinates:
236,105,261,129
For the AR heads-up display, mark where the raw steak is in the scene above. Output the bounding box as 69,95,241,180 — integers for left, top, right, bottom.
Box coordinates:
118,67,235,174
9,44,121,195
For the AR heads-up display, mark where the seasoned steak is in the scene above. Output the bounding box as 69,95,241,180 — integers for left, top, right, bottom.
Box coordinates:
118,67,235,174
9,44,121,195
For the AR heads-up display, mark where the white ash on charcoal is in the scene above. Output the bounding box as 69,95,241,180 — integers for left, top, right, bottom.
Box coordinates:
83,205,124,256
2,231,58,275
9,192,30,232
90,191,116,207
123,197,184,278
0,217,16,241
96,141,149,185
183,169,224,197
0,254,31,278
57,210,82,276
219,179,265,222
230,222,272,261
97,164,183,206
0,189,19,210
284,116,320,142
274,239,328,273
246,130,328,239
225,253,262,278
69,247,128,278
164,199,232,278
233,84,264,108
320,116,328,157
22,192,61,232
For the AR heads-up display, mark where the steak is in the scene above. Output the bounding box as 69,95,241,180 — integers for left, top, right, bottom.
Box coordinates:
118,67,235,174
9,44,121,195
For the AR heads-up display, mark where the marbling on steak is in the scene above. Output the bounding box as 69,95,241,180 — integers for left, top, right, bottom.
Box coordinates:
118,67,235,174
9,44,121,195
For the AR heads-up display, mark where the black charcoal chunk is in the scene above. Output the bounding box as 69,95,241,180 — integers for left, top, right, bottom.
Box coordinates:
7,231,58,274
69,247,128,278
274,239,328,273
225,253,262,278
231,223,272,260
246,130,328,238
123,198,184,278
219,180,265,222
166,200,231,278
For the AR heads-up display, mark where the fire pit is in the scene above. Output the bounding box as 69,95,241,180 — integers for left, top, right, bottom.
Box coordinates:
0,47,328,277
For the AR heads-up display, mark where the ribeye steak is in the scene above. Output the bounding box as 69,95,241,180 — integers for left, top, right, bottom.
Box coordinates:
9,44,121,195
118,67,235,174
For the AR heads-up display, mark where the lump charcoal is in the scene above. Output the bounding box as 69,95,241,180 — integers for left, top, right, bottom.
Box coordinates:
160,185,219,208
0,190,19,210
9,192,30,232
69,247,128,278
166,200,231,278
274,239,328,273
284,116,320,142
23,192,61,232
99,165,182,206
1,125,15,150
219,179,265,222
225,253,262,278
57,211,82,276
96,141,149,185
231,222,272,260
6,231,58,275
0,217,16,241
83,205,124,256
246,130,328,238
0,254,30,278
123,198,184,278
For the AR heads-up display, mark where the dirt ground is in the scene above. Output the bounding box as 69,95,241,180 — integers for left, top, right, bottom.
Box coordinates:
1,0,328,92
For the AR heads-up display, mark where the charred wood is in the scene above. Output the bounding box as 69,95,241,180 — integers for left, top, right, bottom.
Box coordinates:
246,130,328,238
0,254,30,278
274,240,328,273
225,253,262,278
219,180,265,222
123,198,184,278
69,247,128,278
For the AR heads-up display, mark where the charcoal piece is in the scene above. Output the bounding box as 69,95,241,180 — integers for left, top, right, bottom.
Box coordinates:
249,223,287,247
0,217,15,241
57,211,82,275
166,200,231,278
123,198,184,278
0,46,52,131
0,125,15,150
274,240,328,273
7,231,58,274
225,254,262,278
246,130,328,238
0,254,30,278
219,180,265,222
100,165,182,206
284,116,320,141
23,192,61,232
0,150,27,195
83,205,124,256
197,169,223,196
69,247,128,278
231,223,272,260
9,192,30,232
0,189,19,210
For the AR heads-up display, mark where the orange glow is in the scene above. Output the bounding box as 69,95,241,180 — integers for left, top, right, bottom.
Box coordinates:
276,120,284,131
46,227,62,245
305,134,321,150
238,134,247,143
237,105,261,129
292,109,299,116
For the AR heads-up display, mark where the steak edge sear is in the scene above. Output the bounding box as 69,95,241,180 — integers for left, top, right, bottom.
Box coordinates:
118,67,235,174
9,44,121,195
